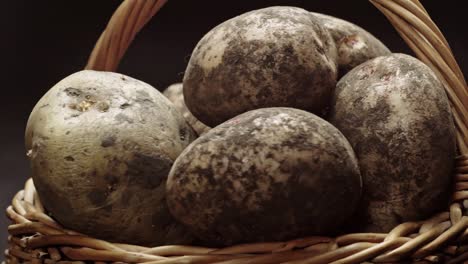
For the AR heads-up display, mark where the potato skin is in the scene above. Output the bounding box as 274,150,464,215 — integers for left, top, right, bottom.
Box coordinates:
184,6,338,127
163,83,210,136
167,107,362,246
311,12,391,77
26,70,196,246
329,54,456,232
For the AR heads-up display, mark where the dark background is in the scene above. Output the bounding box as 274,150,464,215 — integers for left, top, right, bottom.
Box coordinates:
1,0,466,255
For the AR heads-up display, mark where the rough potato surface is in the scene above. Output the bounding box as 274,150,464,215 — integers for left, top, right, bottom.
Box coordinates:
184,6,338,126
312,12,391,77
329,54,456,232
167,108,362,245
26,70,196,246
163,83,210,136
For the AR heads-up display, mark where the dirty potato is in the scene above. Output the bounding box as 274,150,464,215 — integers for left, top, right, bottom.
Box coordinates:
329,54,456,232
163,83,210,136
25,70,197,246
167,107,362,245
312,12,391,77
184,6,338,126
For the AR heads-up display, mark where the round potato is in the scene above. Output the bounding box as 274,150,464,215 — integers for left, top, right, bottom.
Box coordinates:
167,107,362,245
184,6,338,127
163,83,210,136
311,12,391,77
26,70,196,246
329,54,456,232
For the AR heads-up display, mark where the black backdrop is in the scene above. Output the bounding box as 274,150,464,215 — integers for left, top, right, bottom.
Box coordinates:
1,0,466,254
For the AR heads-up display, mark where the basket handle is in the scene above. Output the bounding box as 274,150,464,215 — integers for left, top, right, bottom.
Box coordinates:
86,0,468,154
85,0,167,71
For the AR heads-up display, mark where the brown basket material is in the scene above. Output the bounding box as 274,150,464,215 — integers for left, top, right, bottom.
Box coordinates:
4,0,468,263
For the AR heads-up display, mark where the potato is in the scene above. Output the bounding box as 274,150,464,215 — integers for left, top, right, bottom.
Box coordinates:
25,70,197,246
329,54,456,232
163,83,210,136
184,6,338,127
311,12,391,77
167,107,362,245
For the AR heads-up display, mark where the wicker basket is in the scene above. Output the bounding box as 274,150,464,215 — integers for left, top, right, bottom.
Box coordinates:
5,0,468,263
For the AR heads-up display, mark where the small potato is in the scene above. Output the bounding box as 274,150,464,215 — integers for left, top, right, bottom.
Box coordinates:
163,83,210,136
311,12,391,77
26,70,196,246
329,54,456,232
184,6,338,127
167,107,362,246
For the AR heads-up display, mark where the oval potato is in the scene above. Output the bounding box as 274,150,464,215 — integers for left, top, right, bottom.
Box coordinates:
26,70,197,246
167,107,362,245
329,54,456,232
184,6,338,126
311,12,391,77
163,83,211,136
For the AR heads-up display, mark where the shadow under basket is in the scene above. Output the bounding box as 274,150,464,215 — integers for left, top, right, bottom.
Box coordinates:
5,0,468,263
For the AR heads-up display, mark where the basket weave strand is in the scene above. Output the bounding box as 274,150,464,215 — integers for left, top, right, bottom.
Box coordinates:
5,0,468,263
4,182,468,262
85,0,167,71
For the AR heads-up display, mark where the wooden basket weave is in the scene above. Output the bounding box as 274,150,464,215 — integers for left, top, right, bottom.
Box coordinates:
5,0,468,263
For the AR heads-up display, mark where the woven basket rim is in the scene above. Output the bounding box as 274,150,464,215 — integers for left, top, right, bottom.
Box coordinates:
5,0,468,263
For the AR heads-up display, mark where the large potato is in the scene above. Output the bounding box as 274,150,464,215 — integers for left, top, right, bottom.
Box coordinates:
26,70,197,246
167,108,362,246
163,83,210,136
184,6,338,127
311,12,391,77
329,54,456,232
